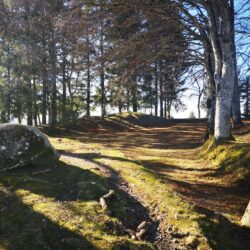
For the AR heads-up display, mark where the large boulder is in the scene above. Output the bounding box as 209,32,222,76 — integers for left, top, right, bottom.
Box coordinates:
242,201,250,228
0,124,59,172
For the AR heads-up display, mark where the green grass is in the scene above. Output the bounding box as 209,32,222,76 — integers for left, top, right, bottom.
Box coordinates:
0,159,154,250
201,138,250,185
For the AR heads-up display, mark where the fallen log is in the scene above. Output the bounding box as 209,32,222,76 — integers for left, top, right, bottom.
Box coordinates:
135,229,147,240
136,221,147,232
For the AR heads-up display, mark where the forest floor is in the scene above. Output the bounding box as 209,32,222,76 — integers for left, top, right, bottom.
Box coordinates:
1,113,250,250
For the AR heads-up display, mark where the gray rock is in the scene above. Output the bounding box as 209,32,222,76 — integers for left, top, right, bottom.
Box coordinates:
0,124,59,172
241,201,250,228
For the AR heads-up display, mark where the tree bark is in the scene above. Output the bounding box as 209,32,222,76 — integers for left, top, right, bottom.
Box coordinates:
245,78,250,117
207,1,235,140
33,78,38,126
86,25,91,117
49,28,57,131
232,81,241,125
42,62,48,125
61,41,67,125
205,48,216,139
159,61,164,117
154,61,158,117
230,0,242,125
132,75,138,112
100,16,105,119
27,76,33,126
198,96,201,119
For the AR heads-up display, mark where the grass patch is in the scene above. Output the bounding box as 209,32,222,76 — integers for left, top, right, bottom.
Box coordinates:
91,151,212,249
0,158,154,250
201,138,250,185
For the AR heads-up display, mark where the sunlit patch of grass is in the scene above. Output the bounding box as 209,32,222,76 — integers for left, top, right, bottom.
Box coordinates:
200,138,250,186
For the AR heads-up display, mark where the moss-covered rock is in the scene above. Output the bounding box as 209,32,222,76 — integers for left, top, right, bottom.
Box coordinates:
0,124,59,172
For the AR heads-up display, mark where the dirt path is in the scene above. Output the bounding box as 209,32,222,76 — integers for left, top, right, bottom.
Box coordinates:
71,120,249,224
60,152,181,250
51,119,250,249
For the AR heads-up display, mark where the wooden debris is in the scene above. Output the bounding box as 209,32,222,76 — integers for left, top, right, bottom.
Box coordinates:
102,190,115,199
135,228,146,240
99,190,115,210
136,221,147,232
100,197,108,210
99,191,149,241
125,221,149,241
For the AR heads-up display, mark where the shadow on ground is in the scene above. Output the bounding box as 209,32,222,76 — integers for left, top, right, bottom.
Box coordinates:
0,159,157,249
0,187,95,250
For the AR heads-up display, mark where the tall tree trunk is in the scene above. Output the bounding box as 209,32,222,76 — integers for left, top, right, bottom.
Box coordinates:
159,61,164,117
42,49,48,125
118,101,122,113
132,75,138,112
167,102,171,119
230,0,242,125
126,90,130,111
198,100,201,119
100,18,105,120
67,76,75,123
214,44,234,140
205,49,216,139
18,116,21,124
49,29,57,131
62,44,67,125
33,78,38,126
27,77,33,126
232,81,241,125
86,52,91,117
41,19,47,125
154,61,158,116
246,78,250,117
207,1,235,140
6,43,11,122
24,1,32,126
164,99,167,119
86,27,91,117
